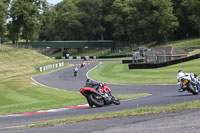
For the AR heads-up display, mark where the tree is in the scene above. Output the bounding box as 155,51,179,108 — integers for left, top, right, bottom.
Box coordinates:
8,0,46,44
101,0,115,40
39,0,115,41
0,0,10,43
171,0,199,39
39,4,57,41
181,0,200,37
110,0,130,42
110,0,178,44
7,21,20,45
76,0,105,40
53,0,85,40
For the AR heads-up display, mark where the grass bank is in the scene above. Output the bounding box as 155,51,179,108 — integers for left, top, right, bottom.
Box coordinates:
88,59,200,85
0,48,85,115
167,38,200,50
189,49,200,56
0,48,60,80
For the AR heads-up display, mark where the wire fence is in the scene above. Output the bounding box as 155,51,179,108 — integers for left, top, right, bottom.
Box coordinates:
0,44,14,51
0,43,37,52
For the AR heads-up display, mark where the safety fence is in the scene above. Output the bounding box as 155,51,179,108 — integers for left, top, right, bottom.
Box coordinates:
0,44,15,51
53,56,96,60
122,59,144,64
53,54,132,60
128,54,200,69
37,62,64,72
70,60,98,68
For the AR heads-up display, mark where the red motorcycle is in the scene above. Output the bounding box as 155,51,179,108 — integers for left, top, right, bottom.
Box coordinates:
80,83,120,107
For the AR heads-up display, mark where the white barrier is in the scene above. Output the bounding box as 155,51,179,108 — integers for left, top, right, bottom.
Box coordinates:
38,62,65,72
51,56,98,60
77,56,81,59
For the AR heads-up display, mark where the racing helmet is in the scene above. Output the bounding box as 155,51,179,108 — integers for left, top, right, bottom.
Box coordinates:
86,79,93,85
99,82,105,87
178,70,183,73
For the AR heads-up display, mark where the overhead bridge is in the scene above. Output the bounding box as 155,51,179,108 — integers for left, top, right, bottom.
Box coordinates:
18,40,115,48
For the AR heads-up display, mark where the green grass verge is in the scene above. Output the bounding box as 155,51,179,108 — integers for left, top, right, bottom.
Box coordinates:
115,93,149,100
0,77,148,115
167,38,200,50
0,85,86,115
19,100,200,129
88,59,200,85
189,49,200,56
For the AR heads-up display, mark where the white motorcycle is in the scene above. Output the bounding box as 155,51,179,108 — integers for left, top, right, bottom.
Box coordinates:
177,71,199,95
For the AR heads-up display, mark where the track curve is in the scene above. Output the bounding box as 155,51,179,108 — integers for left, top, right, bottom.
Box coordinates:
1,60,200,130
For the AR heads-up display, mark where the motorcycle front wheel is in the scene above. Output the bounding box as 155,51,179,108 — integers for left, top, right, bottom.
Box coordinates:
74,72,77,77
188,83,198,95
86,98,93,107
112,95,120,105
88,94,104,107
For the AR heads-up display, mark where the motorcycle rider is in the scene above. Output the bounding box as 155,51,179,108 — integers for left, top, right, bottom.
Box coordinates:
73,67,78,76
177,70,200,92
80,62,85,68
85,79,104,92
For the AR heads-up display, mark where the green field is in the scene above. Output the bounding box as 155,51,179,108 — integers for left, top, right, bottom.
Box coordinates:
88,58,200,85
189,49,200,56
167,38,200,50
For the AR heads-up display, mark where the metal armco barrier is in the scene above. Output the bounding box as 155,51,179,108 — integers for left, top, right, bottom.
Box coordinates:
37,62,64,72
129,54,200,69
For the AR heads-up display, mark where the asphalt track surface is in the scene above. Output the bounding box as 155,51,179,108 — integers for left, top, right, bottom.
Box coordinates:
1,60,200,133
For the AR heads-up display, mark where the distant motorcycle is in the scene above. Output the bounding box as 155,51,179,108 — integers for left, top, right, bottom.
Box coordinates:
74,71,77,77
73,67,78,77
80,83,120,107
177,71,199,95
80,63,84,68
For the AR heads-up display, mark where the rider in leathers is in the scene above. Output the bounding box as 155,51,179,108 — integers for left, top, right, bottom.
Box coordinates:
85,79,104,92
177,70,200,92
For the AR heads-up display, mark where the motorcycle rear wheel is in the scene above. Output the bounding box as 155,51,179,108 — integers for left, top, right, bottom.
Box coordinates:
88,94,104,107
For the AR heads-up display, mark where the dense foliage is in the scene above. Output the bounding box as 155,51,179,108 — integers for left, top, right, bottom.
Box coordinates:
1,0,200,46
0,0,10,42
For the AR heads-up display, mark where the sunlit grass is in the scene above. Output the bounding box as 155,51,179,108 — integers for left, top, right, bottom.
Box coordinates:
167,38,200,50
88,58,200,85
189,49,200,56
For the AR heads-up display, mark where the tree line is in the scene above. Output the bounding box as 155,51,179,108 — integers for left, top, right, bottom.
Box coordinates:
0,0,200,46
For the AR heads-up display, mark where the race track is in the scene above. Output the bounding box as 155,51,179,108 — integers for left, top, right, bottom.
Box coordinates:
1,60,200,132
